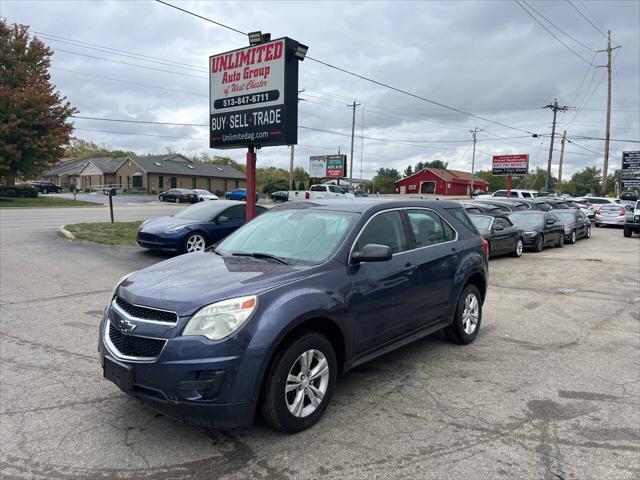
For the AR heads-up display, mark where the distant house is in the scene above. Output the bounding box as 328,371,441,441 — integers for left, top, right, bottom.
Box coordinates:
395,167,488,196
42,154,246,194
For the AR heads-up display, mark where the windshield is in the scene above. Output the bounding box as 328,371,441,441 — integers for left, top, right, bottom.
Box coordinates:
509,212,544,227
469,215,492,230
555,212,576,223
218,209,357,264
172,202,226,221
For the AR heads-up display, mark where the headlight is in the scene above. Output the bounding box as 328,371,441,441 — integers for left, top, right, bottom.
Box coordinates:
111,271,135,298
138,219,151,230
165,224,188,233
183,296,257,340
524,231,537,237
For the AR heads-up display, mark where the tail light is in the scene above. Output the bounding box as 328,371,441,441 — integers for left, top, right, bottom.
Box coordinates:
596,207,601,215
481,239,489,259
305,191,310,199
620,208,626,216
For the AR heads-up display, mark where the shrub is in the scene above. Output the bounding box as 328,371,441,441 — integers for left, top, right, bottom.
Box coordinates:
0,185,37,198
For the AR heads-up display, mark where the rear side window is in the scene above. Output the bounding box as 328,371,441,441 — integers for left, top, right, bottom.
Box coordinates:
446,207,479,235
465,207,484,215
515,204,528,211
493,190,506,197
493,204,511,212
354,211,409,254
222,205,245,220
494,217,512,228
406,210,456,248
521,192,532,198
310,185,325,192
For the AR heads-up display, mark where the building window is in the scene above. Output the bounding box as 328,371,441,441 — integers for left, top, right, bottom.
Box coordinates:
159,175,164,188
224,179,228,192
192,177,196,189
132,176,142,188
171,177,177,188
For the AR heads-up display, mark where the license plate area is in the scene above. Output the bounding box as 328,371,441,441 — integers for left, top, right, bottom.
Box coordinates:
104,356,134,392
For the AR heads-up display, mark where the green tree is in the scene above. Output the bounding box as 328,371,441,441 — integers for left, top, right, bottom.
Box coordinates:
424,159,448,169
372,168,401,193
0,20,77,184
564,166,602,197
403,165,413,177
196,153,246,173
292,166,308,185
414,161,425,172
297,181,306,191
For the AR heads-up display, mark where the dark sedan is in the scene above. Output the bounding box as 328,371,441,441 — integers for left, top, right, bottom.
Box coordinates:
158,188,198,203
101,199,488,432
459,202,504,216
554,209,591,244
137,200,267,253
270,191,289,202
30,181,62,194
469,214,523,258
509,211,565,251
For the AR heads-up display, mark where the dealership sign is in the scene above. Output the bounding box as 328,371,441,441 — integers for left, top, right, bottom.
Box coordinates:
492,154,529,176
309,155,348,178
209,37,299,149
621,151,640,190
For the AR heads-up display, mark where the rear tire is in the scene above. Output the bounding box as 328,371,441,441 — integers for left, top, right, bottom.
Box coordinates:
624,226,632,238
43,188,48,194
556,234,564,248
159,195,164,202
586,226,592,238
262,332,337,433
569,230,576,244
445,284,482,345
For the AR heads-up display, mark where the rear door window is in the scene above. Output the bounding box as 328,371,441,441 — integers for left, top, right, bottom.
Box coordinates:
221,205,245,220
354,211,409,254
494,217,512,229
446,207,480,234
406,210,456,247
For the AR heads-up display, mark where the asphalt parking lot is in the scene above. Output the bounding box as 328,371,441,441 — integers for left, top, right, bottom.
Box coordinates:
1,206,639,480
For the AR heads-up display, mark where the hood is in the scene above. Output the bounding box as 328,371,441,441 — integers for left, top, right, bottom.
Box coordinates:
140,216,197,233
117,253,309,316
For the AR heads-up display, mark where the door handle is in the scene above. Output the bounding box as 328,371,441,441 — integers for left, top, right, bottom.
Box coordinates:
403,264,417,274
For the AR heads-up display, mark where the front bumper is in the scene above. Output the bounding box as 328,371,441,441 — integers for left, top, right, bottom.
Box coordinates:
136,231,182,251
595,216,625,225
98,312,267,429
522,235,538,247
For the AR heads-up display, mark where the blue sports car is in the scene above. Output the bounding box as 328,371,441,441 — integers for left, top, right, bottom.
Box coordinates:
225,188,259,202
136,200,267,253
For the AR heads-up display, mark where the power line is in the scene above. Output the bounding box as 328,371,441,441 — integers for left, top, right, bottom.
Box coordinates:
514,0,594,65
154,0,538,136
566,0,610,40
521,0,595,53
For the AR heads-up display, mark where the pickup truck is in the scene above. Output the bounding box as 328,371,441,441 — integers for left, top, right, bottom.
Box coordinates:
300,184,356,200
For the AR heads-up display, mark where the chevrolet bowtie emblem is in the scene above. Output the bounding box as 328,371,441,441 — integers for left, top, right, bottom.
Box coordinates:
114,316,137,334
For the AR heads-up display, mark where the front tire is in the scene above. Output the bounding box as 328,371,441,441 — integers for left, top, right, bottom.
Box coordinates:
512,238,523,257
556,234,564,248
569,230,576,244
174,198,180,203
534,235,544,252
586,225,592,238
624,226,632,238
262,332,337,433
43,188,48,194
184,233,206,253
445,284,482,345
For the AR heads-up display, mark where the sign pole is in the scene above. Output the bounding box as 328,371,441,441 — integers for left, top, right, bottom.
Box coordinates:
246,146,257,221
506,175,512,199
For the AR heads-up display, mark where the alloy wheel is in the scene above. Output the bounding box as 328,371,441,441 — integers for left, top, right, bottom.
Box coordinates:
587,226,591,238
285,349,330,418
462,293,479,335
515,239,523,257
186,234,206,252
571,231,576,243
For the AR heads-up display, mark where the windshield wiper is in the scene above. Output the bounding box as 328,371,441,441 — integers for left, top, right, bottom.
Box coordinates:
232,252,289,265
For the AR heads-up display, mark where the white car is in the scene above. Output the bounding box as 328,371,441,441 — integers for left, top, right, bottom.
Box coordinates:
306,184,355,200
594,203,627,227
191,189,219,201
477,189,539,200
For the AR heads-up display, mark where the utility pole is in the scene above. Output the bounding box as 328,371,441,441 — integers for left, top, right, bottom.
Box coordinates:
348,100,360,187
597,30,620,195
288,145,295,190
558,130,566,194
469,127,483,198
543,99,571,192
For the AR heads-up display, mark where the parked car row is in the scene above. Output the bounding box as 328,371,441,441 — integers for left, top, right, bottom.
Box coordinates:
29,181,62,194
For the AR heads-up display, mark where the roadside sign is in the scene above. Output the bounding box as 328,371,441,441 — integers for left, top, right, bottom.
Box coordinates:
492,154,529,176
308,155,348,178
209,37,299,149
621,151,640,190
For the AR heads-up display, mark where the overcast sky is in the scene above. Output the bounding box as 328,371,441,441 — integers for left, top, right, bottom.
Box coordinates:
3,0,639,179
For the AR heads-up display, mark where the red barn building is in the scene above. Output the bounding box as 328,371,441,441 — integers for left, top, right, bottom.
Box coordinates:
395,168,488,196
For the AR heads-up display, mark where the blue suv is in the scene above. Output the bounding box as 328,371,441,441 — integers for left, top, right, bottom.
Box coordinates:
100,200,488,432
225,188,259,202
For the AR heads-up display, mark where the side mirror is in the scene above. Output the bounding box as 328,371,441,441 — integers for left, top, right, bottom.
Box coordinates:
216,216,229,223
351,244,393,263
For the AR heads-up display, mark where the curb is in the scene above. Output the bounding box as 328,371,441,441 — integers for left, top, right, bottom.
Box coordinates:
58,225,75,240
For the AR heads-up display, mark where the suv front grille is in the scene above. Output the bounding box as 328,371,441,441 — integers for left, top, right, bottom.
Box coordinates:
108,322,166,359
115,297,177,324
